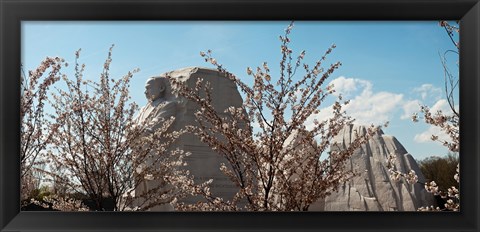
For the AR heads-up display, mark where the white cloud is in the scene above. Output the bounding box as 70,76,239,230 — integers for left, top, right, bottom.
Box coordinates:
413,84,442,101
287,78,457,148
430,99,451,113
345,91,403,125
412,98,457,145
305,76,404,129
401,84,453,120
401,100,421,120
295,78,458,157
329,76,371,98
250,120,261,137
304,106,335,131
414,125,451,144
250,119,275,137
304,78,456,131
398,84,458,147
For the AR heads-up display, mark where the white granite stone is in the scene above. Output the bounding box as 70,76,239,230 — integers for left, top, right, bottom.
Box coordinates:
322,124,435,211
134,67,245,210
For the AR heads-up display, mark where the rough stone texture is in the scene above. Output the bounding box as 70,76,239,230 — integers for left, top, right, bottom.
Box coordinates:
132,76,179,211
134,67,434,211
281,129,325,211
322,124,435,211
162,67,245,206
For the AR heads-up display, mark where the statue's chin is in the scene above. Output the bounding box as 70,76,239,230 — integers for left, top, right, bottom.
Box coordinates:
147,95,156,102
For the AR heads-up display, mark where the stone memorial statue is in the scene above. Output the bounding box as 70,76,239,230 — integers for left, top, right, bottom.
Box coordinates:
130,68,435,212
132,67,245,210
159,67,245,207
135,76,177,132
132,76,177,211
321,124,435,211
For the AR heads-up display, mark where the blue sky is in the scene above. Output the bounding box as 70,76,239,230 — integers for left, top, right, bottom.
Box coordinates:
22,21,458,160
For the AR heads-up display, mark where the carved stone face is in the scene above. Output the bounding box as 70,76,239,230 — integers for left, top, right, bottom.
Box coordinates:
144,78,165,102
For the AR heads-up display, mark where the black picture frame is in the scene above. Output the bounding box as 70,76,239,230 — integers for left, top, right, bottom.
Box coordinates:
1,0,479,231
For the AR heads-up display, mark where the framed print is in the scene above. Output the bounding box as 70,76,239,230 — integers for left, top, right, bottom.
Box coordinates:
1,0,479,231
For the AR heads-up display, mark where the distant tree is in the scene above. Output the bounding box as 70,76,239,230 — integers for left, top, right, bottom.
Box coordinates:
27,185,53,202
419,153,459,193
169,22,378,211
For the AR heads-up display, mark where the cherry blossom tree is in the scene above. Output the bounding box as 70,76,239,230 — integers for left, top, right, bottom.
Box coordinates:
46,45,195,211
169,22,378,211
29,194,90,211
389,21,460,211
20,57,64,201
418,21,459,211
